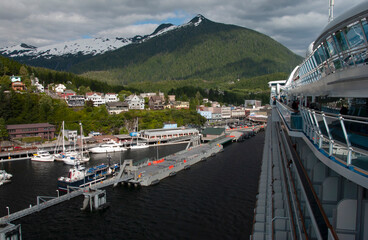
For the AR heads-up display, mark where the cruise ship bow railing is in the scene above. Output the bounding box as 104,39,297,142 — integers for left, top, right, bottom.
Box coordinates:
277,101,368,174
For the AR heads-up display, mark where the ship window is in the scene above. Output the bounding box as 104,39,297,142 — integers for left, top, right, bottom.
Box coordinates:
334,31,349,52
344,22,365,48
322,43,330,59
326,37,337,56
362,20,368,41
314,51,322,65
317,46,327,62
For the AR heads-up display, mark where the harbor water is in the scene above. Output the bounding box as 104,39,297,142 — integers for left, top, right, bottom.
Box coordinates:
0,132,264,240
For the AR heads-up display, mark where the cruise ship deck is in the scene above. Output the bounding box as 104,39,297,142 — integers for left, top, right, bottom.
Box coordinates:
252,2,368,239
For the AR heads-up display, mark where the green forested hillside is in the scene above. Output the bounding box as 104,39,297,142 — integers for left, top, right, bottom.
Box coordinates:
73,17,302,87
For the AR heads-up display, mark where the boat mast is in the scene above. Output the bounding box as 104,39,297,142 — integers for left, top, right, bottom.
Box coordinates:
62,121,65,152
328,0,334,22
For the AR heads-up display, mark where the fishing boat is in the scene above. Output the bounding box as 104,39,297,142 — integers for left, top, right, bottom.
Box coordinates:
57,163,120,191
31,149,54,162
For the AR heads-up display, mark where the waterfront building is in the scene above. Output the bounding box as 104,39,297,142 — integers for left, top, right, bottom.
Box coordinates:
163,122,178,129
201,127,226,141
6,123,56,140
231,107,246,118
168,95,176,102
140,127,199,141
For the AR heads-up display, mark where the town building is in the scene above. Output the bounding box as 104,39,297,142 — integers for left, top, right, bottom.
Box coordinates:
221,106,231,119
106,101,129,114
67,95,85,107
231,107,246,118
86,92,105,107
125,94,145,110
168,95,176,102
6,123,56,140
244,100,262,108
140,128,199,141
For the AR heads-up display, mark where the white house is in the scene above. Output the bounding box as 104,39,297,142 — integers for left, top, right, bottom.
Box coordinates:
86,92,105,107
55,84,66,93
125,94,145,110
105,93,119,103
10,76,21,82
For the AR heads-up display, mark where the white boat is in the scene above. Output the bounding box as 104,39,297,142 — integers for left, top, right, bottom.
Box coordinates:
54,149,78,161
31,150,54,162
0,170,12,185
0,170,12,181
130,142,149,149
89,140,127,153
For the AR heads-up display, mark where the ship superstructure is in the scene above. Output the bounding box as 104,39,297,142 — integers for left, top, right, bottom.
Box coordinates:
252,2,368,240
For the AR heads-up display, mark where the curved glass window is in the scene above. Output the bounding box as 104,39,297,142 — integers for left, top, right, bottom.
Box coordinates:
322,44,330,59
326,37,337,56
344,22,365,48
334,31,349,52
362,20,368,41
317,46,327,62
314,51,322,65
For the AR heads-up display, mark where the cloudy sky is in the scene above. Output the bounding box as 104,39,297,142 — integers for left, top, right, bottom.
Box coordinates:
0,0,365,56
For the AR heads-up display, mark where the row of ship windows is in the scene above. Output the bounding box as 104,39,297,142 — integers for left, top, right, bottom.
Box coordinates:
298,17,368,83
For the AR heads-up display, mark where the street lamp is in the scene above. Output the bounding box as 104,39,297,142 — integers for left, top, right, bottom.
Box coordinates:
6,206,9,217
56,190,59,198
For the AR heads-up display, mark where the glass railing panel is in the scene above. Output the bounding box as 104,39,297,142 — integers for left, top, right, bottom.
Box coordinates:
276,102,303,131
351,149,368,171
332,144,349,164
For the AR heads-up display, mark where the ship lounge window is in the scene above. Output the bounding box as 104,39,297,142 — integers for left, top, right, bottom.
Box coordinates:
326,37,337,56
362,20,368,41
334,31,349,52
317,46,327,62
314,51,322,65
344,22,365,49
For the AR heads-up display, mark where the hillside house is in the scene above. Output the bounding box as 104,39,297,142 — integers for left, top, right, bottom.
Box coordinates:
10,76,21,82
58,89,76,99
105,93,119,103
67,95,85,107
148,96,164,110
55,84,66,93
106,101,129,114
11,82,25,91
86,92,105,106
125,94,145,110
173,101,189,109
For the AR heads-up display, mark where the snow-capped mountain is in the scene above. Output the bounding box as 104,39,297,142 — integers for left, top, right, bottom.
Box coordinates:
0,15,206,61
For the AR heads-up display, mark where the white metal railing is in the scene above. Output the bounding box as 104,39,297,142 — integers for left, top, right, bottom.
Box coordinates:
291,105,368,171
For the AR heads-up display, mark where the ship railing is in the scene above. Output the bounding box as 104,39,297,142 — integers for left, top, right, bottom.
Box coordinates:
276,101,303,131
299,106,368,171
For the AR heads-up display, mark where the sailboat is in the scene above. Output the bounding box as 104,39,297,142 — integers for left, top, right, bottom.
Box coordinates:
63,123,90,165
130,118,149,150
54,121,78,161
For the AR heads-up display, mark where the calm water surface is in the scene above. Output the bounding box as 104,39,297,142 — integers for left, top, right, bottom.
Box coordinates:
0,132,264,240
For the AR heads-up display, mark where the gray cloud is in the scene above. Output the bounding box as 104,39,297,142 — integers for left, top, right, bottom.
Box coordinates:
0,0,365,56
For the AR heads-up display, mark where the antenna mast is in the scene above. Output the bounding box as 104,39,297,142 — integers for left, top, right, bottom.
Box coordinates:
328,0,334,22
